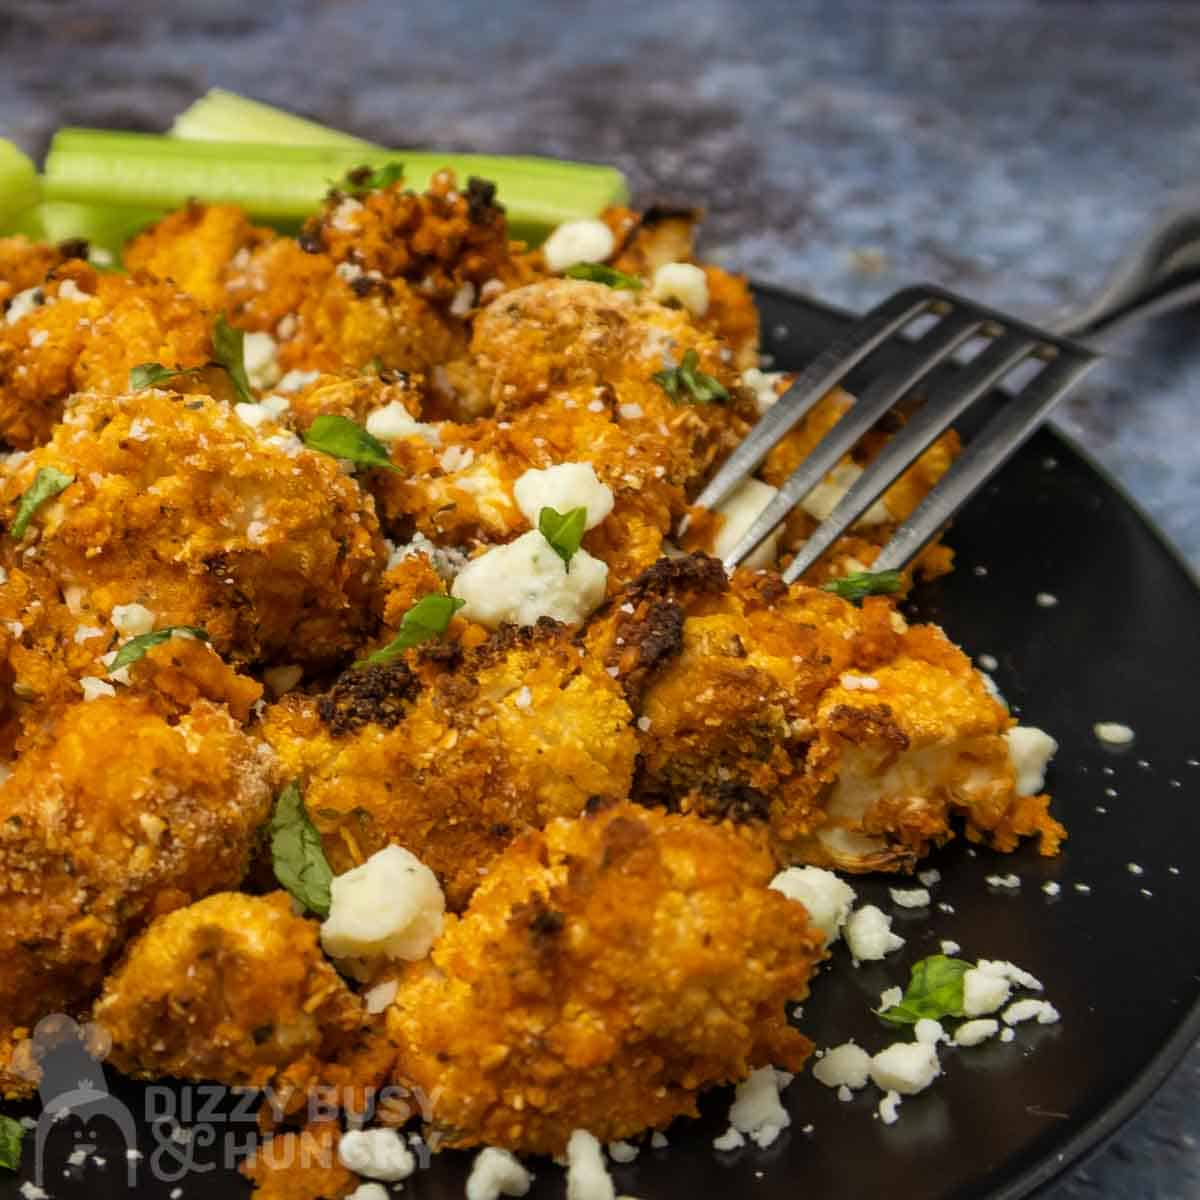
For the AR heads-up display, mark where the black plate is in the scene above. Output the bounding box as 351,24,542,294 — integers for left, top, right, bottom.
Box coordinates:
6,287,1200,1200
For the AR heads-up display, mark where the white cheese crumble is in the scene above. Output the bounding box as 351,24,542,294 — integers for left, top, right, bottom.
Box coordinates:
918,868,941,887
542,220,615,273
889,886,931,909
985,873,1021,890
321,845,445,964
1035,592,1058,608
449,281,477,317
841,673,880,691
768,866,857,945
234,396,289,428
801,462,891,527
712,477,782,570
564,1129,615,1200
869,1042,941,1095
466,1147,533,1200
6,286,43,324
961,967,1012,1016
111,602,155,638
363,979,399,1015
348,1185,388,1200
879,985,903,1009
1005,725,1058,794
1094,721,1135,746
606,1140,637,1164
451,530,608,629
650,261,709,316
1042,881,1061,897
728,1067,792,1149
365,401,441,445
954,1018,1000,1046
712,1127,744,1152
337,1128,416,1182
741,367,786,414
73,624,104,644
242,330,282,390
513,462,614,531
844,904,905,962
440,445,476,472
277,368,320,393
914,1019,946,1045
877,1091,902,1125
1003,999,1060,1026
80,676,116,702
387,531,469,581
976,959,1043,991
514,685,533,710
1000,1027,1016,1043
812,1043,871,1090
940,940,961,956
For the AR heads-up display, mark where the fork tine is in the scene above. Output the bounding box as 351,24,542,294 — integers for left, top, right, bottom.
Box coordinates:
781,330,1040,583
720,307,986,570
869,351,1099,572
692,287,937,515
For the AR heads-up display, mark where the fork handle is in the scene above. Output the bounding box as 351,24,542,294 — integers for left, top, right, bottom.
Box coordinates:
1046,199,1200,341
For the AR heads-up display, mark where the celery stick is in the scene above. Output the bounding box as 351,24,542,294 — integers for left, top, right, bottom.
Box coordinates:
44,130,628,240
170,88,375,149
37,202,165,258
0,140,41,231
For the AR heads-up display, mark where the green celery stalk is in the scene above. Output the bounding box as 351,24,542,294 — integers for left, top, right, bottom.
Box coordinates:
45,128,628,242
170,88,376,149
0,139,41,232
36,201,165,258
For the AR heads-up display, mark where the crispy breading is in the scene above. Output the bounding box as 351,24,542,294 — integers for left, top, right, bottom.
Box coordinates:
240,1122,357,1200
586,555,1061,869
0,260,217,447
263,620,637,910
123,202,275,310
388,802,823,1155
0,234,83,308
0,388,387,715
0,676,274,1097
94,892,363,1090
299,169,536,308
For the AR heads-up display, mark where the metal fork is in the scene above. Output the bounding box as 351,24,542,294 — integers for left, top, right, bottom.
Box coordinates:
701,200,1200,581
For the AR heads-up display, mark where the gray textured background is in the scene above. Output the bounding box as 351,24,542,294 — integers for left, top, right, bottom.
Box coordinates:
2,1,1197,1195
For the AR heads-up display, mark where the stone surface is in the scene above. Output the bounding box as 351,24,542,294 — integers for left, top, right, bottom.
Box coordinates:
1,1,1197,1195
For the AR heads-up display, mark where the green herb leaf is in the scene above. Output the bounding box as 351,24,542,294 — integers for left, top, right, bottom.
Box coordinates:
341,162,405,193
106,626,211,674
212,314,254,404
822,569,904,604
10,466,73,540
652,349,729,405
270,781,333,917
564,262,644,290
538,505,588,569
302,414,398,472
878,955,972,1027
0,1115,23,1172
130,361,205,391
355,593,466,667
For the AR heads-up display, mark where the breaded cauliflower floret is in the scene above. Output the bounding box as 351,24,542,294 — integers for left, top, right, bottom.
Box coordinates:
0,388,386,713
0,260,217,447
586,555,1062,870
95,892,363,1090
0,235,85,308
389,802,823,1154
0,675,274,1096
458,276,752,424
263,620,637,910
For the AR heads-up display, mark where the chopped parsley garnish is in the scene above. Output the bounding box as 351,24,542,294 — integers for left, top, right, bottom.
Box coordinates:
270,781,333,917
538,505,588,569
212,314,254,404
341,162,405,193
106,626,211,674
302,414,398,472
355,594,465,668
129,362,203,391
10,466,73,539
0,1115,22,1171
822,569,904,604
564,262,644,290
878,954,972,1027
652,349,728,405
